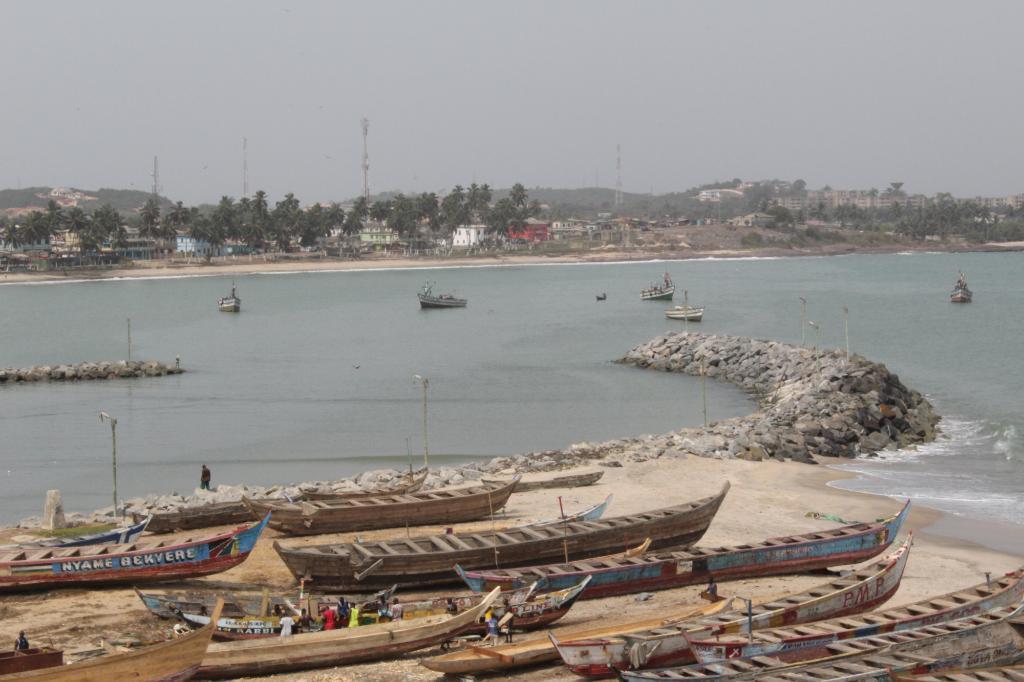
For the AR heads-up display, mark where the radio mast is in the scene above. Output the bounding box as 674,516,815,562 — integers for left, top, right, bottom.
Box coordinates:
361,117,370,202
150,156,160,199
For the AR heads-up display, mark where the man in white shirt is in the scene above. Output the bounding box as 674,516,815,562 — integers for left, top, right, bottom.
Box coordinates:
279,614,295,637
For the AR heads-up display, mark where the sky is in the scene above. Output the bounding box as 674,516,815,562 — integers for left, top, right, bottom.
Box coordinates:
2,0,1022,204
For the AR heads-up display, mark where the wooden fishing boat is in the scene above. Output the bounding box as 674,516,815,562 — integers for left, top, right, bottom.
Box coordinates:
550,536,912,678
531,494,612,527
135,584,396,621
641,273,675,301
950,272,973,304
419,599,733,675
245,478,518,536
458,501,909,597
0,516,268,592
483,469,604,492
2,516,151,549
0,599,223,681
688,566,1024,664
193,587,500,678
0,649,63,676
418,282,467,308
218,284,241,312
300,469,428,501
621,604,1024,680
665,290,704,321
897,665,1024,681
133,501,264,534
273,483,729,591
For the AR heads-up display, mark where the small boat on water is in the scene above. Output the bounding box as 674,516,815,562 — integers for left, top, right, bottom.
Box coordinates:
951,271,973,303
2,516,150,549
245,478,519,536
218,283,241,312
665,290,704,321
418,282,467,308
596,293,607,301
641,272,675,301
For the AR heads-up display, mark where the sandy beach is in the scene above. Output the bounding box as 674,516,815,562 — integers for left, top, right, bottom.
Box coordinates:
0,455,1018,681
3,238,1021,286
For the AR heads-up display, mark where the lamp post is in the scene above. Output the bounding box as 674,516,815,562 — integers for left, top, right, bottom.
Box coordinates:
413,375,429,469
842,305,850,362
798,297,807,346
99,411,120,520
807,321,821,375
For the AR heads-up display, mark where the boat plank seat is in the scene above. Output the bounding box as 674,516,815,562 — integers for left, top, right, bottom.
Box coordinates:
377,543,401,555
518,527,548,541
446,535,475,550
428,536,453,552
470,534,495,548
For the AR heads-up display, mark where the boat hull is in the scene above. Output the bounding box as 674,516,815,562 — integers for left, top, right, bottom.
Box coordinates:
418,295,467,308
274,483,729,591
641,287,674,301
459,501,909,597
0,516,268,592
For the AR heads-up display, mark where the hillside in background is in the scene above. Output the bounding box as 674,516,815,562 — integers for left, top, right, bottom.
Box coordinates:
0,187,174,214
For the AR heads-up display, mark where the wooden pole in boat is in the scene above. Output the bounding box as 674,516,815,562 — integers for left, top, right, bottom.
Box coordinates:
799,297,807,346
488,490,499,569
683,290,689,333
843,305,850,362
405,437,413,476
558,495,569,563
701,359,708,427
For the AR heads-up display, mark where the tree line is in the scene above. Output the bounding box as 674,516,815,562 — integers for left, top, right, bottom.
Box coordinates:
0,182,539,258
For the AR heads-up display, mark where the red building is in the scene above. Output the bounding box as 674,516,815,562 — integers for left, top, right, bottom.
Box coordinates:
507,222,550,243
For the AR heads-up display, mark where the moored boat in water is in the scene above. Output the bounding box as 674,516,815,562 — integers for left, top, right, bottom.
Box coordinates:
244,478,519,536
273,483,730,591
641,273,675,301
218,284,241,312
0,515,269,592
417,282,467,308
457,501,909,597
665,290,704,321
950,271,973,303
550,536,912,677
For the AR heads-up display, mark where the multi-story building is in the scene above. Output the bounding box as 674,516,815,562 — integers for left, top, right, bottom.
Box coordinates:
452,225,485,247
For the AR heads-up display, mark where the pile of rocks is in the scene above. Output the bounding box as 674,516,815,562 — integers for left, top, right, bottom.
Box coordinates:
16,333,941,527
0,360,183,384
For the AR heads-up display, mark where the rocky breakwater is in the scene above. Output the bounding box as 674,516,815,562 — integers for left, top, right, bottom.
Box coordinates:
0,359,183,384
619,332,938,463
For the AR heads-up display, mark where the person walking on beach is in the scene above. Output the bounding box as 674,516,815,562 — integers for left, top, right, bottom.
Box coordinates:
200,465,211,490
348,604,360,628
486,613,500,646
323,606,337,630
15,632,29,651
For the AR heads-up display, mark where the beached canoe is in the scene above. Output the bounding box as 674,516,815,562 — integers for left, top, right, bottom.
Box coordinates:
621,603,1024,680
0,599,223,681
688,566,1024,663
245,478,518,536
531,494,612,526
896,665,1024,681
2,516,151,549
0,516,268,592
300,469,428,501
483,469,604,492
0,648,63,676
135,584,396,621
419,598,733,675
192,587,500,678
458,500,909,597
132,501,263,534
551,535,912,678
273,483,729,591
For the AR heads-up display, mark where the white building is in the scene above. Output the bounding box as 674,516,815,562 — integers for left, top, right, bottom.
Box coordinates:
452,225,485,247
697,188,744,202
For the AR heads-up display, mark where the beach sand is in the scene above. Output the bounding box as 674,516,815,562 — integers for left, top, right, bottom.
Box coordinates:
0,455,1018,680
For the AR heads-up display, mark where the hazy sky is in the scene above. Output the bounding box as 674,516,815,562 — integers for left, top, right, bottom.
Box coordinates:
3,1,1022,204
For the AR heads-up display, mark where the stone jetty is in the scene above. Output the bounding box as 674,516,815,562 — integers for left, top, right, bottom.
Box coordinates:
0,360,184,384
17,333,940,527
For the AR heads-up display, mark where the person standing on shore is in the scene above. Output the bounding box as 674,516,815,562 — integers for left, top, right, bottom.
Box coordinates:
15,632,29,651
200,465,211,490
279,614,294,637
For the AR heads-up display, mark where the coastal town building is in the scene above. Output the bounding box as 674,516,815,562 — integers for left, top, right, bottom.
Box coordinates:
507,219,550,243
697,188,744,202
452,225,485,247
358,223,398,251
728,212,773,227
175,234,223,258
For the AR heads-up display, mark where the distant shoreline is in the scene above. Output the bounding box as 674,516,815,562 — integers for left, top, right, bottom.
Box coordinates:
2,240,1021,286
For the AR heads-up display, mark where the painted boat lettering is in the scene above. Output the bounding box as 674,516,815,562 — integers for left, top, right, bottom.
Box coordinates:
58,547,202,573
842,576,886,608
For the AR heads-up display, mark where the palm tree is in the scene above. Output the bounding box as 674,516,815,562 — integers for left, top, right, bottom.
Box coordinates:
139,198,161,238
24,211,52,245
510,183,528,209
45,200,65,236
2,218,22,249
369,200,391,224
65,207,90,262
91,204,121,259
212,196,237,241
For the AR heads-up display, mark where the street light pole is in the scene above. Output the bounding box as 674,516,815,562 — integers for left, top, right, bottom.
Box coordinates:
798,297,807,346
99,411,119,520
843,305,850,362
413,375,429,469
808,321,821,375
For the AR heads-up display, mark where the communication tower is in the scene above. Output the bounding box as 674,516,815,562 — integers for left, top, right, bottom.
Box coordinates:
150,156,160,199
361,117,370,202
